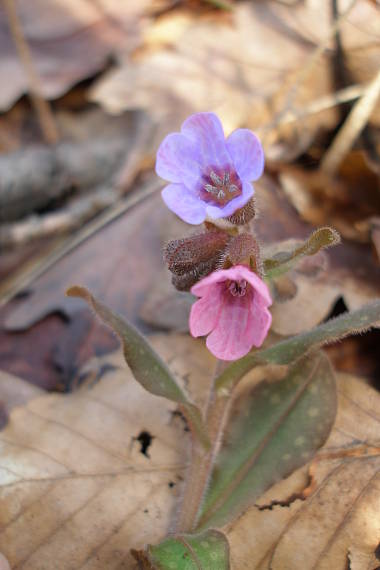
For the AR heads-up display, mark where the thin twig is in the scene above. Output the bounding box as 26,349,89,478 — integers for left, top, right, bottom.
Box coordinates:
321,68,380,175
256,83,365,132
264,0,357,140
0,180,160,306
3,0,59,144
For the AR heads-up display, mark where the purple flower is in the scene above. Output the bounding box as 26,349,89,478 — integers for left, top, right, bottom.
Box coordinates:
156,113,264,225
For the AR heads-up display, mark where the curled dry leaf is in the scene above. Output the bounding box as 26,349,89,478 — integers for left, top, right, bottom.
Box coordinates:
0,334,379,569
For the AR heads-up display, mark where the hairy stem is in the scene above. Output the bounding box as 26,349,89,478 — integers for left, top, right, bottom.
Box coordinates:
176,362,231,533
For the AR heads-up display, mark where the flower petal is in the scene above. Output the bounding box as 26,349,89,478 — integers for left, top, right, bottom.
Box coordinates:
191,268,233,297
242,267,272,306
189,288,222,337
156,133,202,188
181,113,233,171
162,184,206,225
248,303,272,348
205,181,254,219
205,293,255,360
226,129,264,181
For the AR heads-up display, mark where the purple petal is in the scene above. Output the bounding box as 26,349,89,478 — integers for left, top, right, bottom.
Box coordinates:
162,184,206,225
156,133,202,188
181,113,233,171
205,181,254,219
226,129,264,181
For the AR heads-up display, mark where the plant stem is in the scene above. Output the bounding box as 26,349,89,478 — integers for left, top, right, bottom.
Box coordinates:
175,362,231,533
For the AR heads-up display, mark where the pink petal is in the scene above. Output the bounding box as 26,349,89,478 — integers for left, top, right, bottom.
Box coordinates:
181,113,233,171
248,300,272,348
226,129,264,181
205,181,254,219
242,267,272,306
162,184,206,225
156,133,202,188
205,293,255,360
191,267,234,297
189,288,222,337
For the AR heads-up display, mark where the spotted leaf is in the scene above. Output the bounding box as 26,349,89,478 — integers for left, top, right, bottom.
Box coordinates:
132,529,230,569
197,352,336,529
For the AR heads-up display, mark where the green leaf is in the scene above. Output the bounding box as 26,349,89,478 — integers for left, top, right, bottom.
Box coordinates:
263,227,340,279
132,530,230,569
216,299,380,393
66,286,209,449
197,352,336,530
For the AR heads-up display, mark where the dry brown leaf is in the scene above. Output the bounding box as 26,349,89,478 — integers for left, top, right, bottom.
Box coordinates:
0,0,149,111
348,544,380,570
90,0,380,151
0,333,379,569
0,553,10,570
0,369,43,429
228,371,380,570
278,154,380,244
0,334,214,569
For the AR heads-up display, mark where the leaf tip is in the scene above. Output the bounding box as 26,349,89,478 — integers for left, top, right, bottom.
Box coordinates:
66,285,90,300
318,226,341,247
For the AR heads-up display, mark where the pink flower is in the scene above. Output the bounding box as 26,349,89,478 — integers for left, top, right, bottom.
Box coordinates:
189,265,272,361
156,112,264,225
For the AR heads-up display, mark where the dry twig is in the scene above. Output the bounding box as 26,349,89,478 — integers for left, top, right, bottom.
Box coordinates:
3,0,59,144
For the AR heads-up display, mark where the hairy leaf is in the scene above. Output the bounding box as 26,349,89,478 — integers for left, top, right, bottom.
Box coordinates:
198,352,336,529
263,227,340,279
66,286,209,448
216,299,380,393
133,529,230,569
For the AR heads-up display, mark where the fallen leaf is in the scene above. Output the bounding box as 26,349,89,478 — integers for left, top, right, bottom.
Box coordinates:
0,335,379,569
278,154,380,244
90,0,380,154
0,369,43,430
228,369,380,569
348,544,380,570
0,190,166,390
0,108,151,224
0,335,213,569
0,0,149,111
0,553,10,570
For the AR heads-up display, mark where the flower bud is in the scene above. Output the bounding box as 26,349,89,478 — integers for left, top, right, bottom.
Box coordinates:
226,197,256,225
164,230,230,291
221,233,263,276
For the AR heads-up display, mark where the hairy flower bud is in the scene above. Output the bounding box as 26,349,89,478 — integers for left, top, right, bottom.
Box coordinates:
226,197,256,225
220,233,263,276
164,230,230,291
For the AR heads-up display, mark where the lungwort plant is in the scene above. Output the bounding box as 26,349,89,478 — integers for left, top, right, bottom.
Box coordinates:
67,113,380,569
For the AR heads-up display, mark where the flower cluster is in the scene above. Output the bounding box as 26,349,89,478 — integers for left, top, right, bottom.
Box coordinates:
156,112,272,361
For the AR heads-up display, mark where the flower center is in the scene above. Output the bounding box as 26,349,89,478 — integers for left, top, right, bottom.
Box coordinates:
203,169,242,206
228,279,247,297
